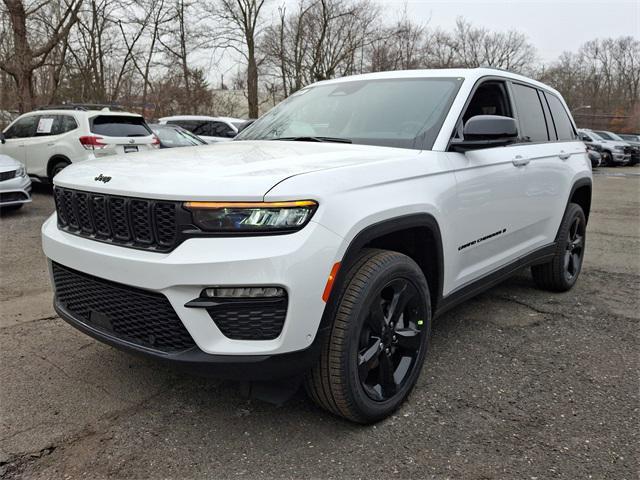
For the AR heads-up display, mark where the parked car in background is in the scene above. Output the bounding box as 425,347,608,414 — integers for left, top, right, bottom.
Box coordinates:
592,130,638,166
0,151,31,210
578,129,629,166
585,144,602,168
158,115,246,144
616,133,640,165
149,124,207,148
43,68,592,423
0,105,159,183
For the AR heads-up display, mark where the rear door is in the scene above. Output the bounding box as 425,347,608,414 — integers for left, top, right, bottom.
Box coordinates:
510,83,583,247
89,115,155,156
25,114,79,176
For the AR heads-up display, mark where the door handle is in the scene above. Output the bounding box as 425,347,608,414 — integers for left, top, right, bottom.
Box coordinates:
512,155,530,167
559,151,570,160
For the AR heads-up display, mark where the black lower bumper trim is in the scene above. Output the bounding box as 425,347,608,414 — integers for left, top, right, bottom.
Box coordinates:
54,300,323,381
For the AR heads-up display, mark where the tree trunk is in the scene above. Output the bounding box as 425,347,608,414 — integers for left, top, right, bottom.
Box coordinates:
247,39,259,118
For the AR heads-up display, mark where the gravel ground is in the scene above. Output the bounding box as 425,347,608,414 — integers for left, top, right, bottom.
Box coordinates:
1,167,638,479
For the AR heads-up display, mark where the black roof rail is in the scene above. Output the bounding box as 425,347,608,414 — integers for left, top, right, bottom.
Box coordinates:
36,103,126,112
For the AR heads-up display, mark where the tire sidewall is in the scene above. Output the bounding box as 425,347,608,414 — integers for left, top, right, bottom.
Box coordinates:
340,256,431,421
558,204,586,289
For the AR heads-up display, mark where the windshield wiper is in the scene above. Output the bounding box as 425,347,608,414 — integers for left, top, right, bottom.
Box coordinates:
274,136,352,144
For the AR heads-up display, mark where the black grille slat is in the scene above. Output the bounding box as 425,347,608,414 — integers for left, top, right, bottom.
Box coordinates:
154,203,177,246
131,200,153,244
54,187,178,252
53,262,195,352
92,195,110,237
62,189,79,229
0,170,16,181
109,197,130,241
76,193,94,233
207,300,288,340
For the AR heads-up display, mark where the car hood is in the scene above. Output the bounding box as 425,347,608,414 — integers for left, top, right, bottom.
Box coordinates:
0,154,21,172
54,140,416,200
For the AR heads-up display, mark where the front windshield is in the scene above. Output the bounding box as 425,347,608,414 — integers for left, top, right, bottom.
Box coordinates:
236,77,463,150
152,126,204,147
595,131,614,140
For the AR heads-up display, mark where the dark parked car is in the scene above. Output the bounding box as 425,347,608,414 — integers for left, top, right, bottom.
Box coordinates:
617,134,640,165
149,124,207,148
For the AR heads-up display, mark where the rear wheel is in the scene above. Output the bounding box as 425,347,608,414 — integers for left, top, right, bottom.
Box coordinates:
532,203,586,292
49,159,70,183
305,249,431,423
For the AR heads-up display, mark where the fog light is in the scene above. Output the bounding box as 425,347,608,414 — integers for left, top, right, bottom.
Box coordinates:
204,287,285,298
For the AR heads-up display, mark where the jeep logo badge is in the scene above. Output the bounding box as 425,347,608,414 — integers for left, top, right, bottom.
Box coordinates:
94,174,111,183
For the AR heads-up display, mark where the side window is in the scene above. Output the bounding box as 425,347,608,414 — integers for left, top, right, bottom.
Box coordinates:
580,133,592,142
511,83,549,142
462,81,512,126
58,115,78,134
544,93,576,141
211,121,231,136
4,116,39,139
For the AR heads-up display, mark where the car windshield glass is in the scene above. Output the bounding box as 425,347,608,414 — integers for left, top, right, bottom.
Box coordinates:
151,126,204,146
236,77,463,150
595,131,613,140
91,116,151,137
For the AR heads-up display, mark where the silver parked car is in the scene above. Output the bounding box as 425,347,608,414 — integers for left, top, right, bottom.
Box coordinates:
0,148,32,210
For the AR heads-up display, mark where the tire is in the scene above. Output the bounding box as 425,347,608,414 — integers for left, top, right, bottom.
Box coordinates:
531,203,586,292
305,249,431,423
49,159,70,183
602,151,614,167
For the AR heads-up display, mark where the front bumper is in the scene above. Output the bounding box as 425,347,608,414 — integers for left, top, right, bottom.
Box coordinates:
53,300,325,380
612,152,630,164
0,174,32,206
42,214,343,358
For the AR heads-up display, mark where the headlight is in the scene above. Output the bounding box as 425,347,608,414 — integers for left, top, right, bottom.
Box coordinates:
614,145,625,151
184,200,318,233
15,165,25,177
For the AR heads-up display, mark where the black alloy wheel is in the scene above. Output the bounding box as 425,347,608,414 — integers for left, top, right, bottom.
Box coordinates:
357,278,426,402
564,215,585,282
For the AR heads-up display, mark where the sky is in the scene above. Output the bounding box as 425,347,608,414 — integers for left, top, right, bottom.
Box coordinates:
206,0,639,85
389,0,639,63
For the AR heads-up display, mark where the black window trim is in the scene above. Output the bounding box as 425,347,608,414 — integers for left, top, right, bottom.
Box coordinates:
447,75,517,151
507,80,552,144
542,90,578,142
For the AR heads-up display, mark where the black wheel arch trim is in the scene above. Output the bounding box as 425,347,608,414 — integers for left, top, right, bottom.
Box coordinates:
318,213,445,330
562,176,592,230
47,154,72,181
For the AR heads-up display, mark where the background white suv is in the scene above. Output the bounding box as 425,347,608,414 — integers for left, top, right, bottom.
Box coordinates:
0,105,158,183
158,115,246,143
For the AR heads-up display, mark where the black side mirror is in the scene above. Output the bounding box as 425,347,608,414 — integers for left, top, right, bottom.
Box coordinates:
236,120,255,133
225,130,237,138
0,132,5,144
450,115,518,152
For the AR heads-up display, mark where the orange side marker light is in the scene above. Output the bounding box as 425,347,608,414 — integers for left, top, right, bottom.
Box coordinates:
322,262,341,302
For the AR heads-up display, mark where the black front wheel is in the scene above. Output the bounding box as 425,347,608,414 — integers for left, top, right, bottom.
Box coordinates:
49,160,70,183
305,249,431,423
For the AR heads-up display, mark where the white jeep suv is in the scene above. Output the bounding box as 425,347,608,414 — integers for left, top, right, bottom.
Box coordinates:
42,69,592,423
1,105,158,183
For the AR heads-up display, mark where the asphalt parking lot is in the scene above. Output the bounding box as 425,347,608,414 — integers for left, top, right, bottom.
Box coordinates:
1,167,638,479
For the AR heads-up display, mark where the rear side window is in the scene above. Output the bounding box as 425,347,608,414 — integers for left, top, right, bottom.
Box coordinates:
545,93,576,141
34,115,79,136
168,120,212,137
511,83,548,142
4,115,38,139
91,116,151,137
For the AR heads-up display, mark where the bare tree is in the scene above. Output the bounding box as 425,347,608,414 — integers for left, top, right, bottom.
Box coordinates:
214,0,266,118
0,0,83,111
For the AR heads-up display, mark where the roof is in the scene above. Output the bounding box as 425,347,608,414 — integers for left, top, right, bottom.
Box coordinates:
21,109,142,117
311,67,561,96
159,115,246,123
